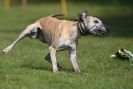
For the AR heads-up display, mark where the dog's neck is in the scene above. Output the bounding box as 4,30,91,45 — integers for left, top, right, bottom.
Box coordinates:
77,21,87,36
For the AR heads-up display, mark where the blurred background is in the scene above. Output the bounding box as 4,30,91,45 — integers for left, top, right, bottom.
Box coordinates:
0,0,133,37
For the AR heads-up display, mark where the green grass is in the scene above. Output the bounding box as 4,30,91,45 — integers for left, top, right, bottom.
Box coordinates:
0,3,133,89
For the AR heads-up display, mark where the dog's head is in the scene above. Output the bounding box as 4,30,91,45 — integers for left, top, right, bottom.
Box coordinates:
77,10,110,36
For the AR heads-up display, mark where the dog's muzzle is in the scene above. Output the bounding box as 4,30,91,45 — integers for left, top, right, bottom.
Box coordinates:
87,24,110,37
77,19,110,36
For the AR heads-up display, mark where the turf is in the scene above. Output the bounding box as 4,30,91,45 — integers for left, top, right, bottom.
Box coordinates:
0,3,133,89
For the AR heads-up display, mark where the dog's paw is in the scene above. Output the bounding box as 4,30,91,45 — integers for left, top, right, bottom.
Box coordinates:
1,46,12,54
2,48,7,54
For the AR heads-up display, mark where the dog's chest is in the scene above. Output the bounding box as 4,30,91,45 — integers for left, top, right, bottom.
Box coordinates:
57,29,78,50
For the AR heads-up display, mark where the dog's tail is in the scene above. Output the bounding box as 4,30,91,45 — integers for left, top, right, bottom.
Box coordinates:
49,13,65,17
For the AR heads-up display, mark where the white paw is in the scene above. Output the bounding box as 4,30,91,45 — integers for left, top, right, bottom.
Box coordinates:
2,49,7,54
2,45,12,54
53,67,58,73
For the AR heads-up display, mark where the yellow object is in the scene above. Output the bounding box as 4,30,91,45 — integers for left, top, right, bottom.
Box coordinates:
4,0,11,10
61,0,68,16
21,0,27,10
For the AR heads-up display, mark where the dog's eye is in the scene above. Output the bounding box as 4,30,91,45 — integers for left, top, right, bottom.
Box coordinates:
94,20,99,23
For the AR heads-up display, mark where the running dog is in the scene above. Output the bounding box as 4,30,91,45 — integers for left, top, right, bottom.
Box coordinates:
2,10,110,73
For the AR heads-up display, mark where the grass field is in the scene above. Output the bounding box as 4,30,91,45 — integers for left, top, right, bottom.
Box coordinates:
0,3,133,89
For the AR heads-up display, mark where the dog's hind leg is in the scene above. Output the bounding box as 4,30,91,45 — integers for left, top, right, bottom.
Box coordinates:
45,53,62,69
2,24,38,54
2,31,27,54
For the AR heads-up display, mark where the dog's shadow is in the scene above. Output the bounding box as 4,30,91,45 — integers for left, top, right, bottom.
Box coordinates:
19,64,51,71
19,63,73,72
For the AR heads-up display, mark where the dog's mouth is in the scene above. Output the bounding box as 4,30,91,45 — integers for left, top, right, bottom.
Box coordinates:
95,29,110,37
96,29,107,36
88,25,110,37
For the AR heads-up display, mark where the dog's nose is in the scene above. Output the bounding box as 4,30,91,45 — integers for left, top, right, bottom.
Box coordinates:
104,24,110,33
107,26,110,33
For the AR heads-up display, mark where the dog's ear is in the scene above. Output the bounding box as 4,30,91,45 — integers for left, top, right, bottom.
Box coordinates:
81,10,88,19
75,10,88,21
77,10,88,21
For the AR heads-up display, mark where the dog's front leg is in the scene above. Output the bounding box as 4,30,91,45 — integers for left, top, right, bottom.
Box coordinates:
49,46,58,73
69,44,80,72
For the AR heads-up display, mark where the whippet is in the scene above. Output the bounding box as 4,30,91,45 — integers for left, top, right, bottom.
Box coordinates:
2,10,109,73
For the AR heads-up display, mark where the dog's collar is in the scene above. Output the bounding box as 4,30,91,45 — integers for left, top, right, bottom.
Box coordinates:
76,18,98,36
77,21,88,36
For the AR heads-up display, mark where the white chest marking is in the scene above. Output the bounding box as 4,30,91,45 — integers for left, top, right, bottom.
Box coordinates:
57,30,77,50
